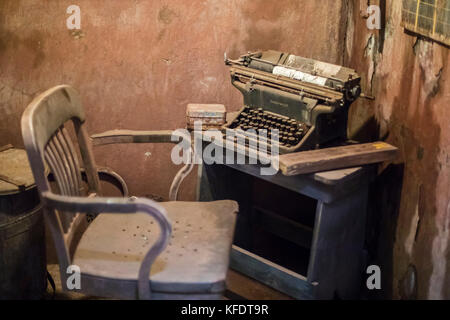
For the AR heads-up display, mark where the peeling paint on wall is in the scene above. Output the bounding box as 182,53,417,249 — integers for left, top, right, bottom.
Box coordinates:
429,201,450,298
0,0,448,299
348,0,450,299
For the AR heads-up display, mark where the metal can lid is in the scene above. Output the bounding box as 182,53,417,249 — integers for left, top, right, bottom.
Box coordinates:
0,146,36,195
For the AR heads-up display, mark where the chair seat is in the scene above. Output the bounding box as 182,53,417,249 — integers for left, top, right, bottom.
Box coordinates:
73,200,238,297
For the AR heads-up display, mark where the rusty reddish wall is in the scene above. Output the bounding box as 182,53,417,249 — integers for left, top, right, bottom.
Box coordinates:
1,0,448,299
346,1,449,299
0,0,346,200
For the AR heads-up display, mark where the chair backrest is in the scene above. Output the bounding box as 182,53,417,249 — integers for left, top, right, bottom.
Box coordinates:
21,85,101,271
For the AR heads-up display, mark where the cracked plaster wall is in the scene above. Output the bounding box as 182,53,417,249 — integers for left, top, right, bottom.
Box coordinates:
0,0,448,299
346,0,449,299
0,0,345,201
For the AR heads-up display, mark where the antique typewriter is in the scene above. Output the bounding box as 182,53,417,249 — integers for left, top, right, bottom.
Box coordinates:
223,50,361,154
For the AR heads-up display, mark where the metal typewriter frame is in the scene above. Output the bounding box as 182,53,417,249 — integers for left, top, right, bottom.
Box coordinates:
223,51,361,154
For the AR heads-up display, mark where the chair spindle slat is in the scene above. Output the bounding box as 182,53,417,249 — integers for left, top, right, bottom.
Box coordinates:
61,127,84,195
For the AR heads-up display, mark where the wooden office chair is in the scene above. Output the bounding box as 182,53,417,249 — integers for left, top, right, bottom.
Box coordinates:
21,85,238,300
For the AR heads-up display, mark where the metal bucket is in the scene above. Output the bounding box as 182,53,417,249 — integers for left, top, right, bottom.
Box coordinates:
0,146,47,299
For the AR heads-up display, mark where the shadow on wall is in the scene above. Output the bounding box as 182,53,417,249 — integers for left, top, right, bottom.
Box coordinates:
365,163,405,300
349,115,384,143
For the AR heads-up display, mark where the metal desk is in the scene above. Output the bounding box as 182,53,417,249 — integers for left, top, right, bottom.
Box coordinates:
197,153,373,299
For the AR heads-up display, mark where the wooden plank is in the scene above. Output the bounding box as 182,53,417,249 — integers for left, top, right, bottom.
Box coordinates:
279,142,397,176
226,270,293,300
230,245,316,300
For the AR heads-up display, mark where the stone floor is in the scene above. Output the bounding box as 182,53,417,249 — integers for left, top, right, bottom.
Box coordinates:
43,264,292,300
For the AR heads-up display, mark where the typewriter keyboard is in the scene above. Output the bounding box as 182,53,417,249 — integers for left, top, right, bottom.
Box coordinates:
227,107,309,148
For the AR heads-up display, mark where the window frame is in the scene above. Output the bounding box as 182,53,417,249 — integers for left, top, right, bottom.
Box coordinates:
401,0,450,46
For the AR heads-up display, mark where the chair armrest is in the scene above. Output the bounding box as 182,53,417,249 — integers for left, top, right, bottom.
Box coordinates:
96,167,129,197
90,130,195,201
91,129,182,146
42,191,171,300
